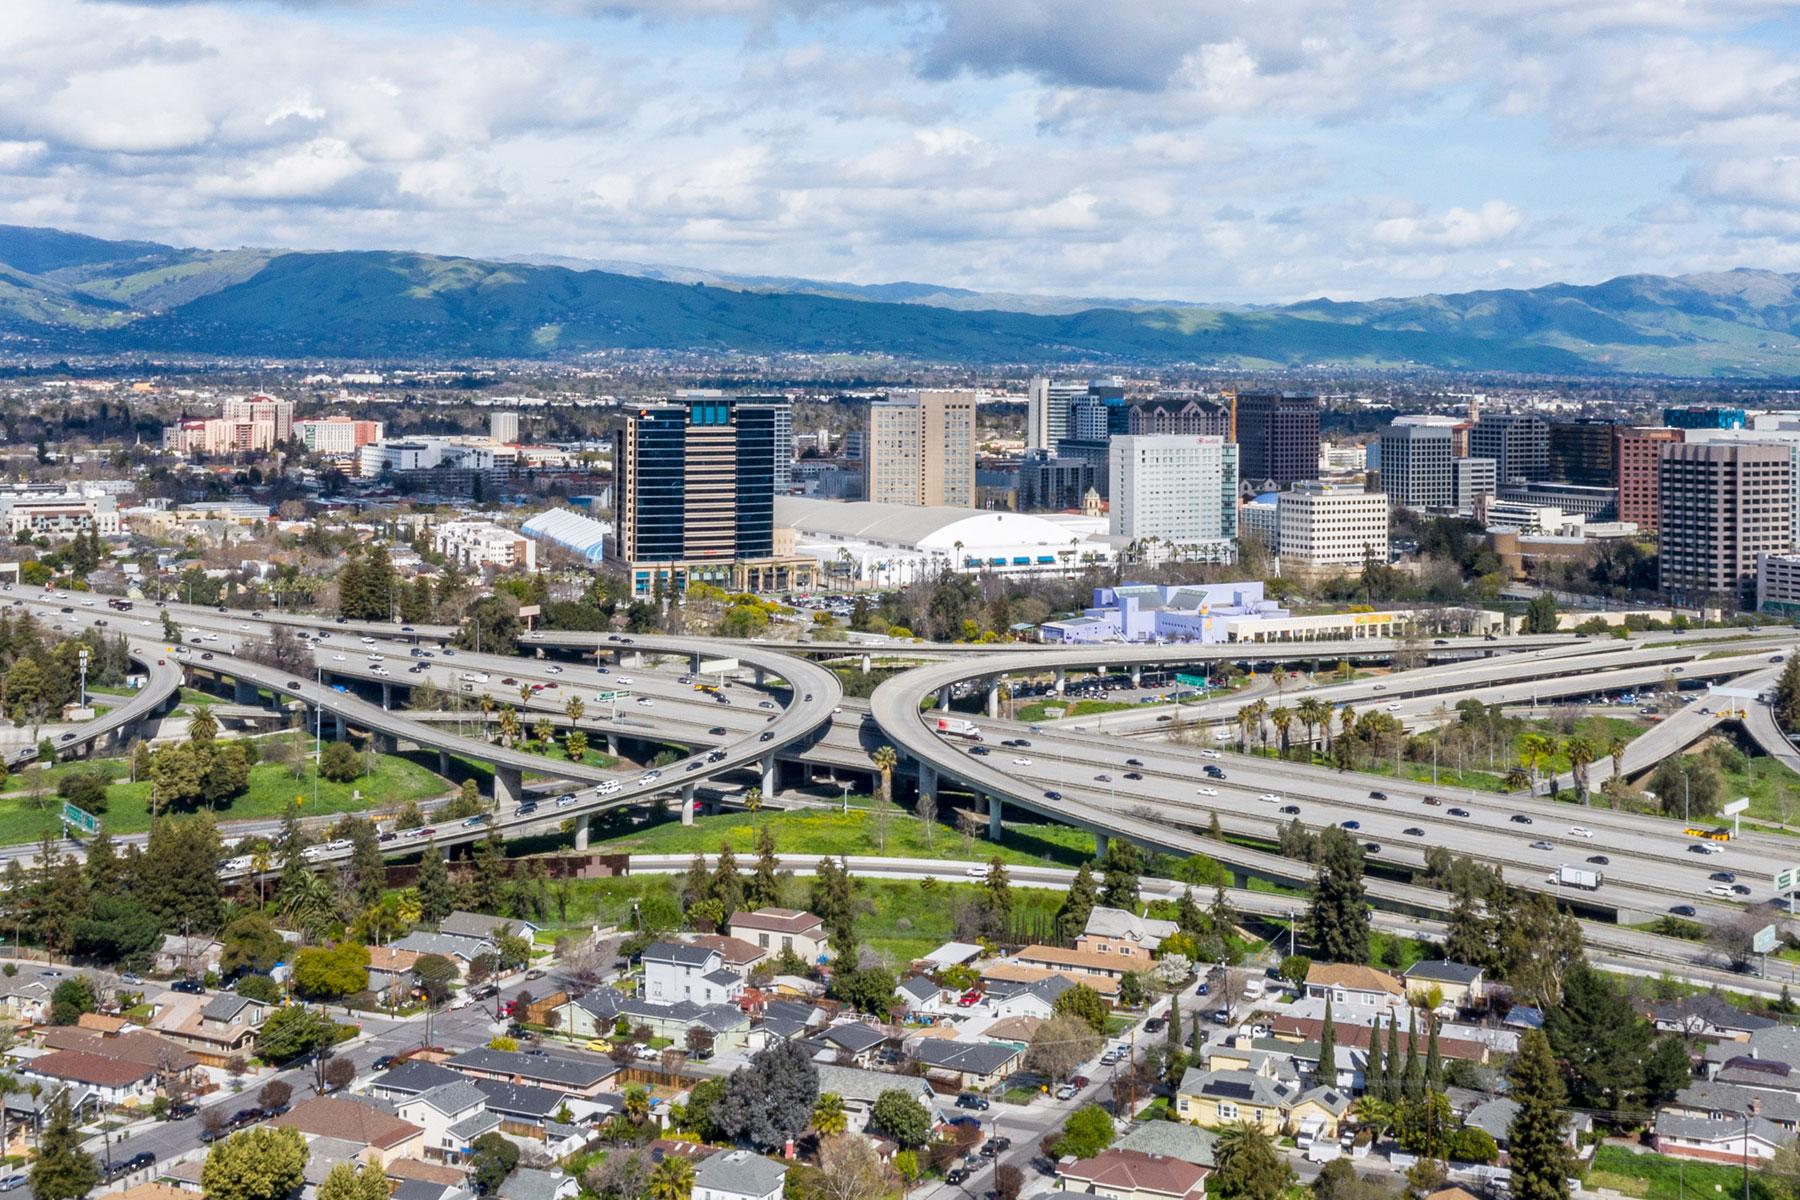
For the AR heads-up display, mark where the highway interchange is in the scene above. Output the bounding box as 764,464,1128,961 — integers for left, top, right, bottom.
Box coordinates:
9,584,1800,980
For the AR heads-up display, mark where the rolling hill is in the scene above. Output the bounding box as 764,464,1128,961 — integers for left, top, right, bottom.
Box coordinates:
0,224,1797,377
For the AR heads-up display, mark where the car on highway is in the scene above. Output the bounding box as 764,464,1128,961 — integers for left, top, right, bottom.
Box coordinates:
1447,807,1470,817
1687,843,1720,855
1568,826,1593,838
1012,757,1033,766
1773,655,1787,664
1708,885,1734,897
1510,814,1533,824
1280,804,1299,814
1203,765,1225,778
1363,842,1382,854
1587,855,1610,865
1529,840,1553,850
1421,795,1442,806
1201,749,1222,759
1198,787,1218,796
1044,790,1063,801
965,864,987,880
1126,758,1144,767
1669,905,1698,917
1257,793,1281,803
1403,826,1424,836
760,731,775,742
1369,790,1387,800
967,745,989,756
1710,871,1737,883
462,815,488,827
409,826,437,838
1733,884,1753,896
758,701,775,710
1340,820,1360,830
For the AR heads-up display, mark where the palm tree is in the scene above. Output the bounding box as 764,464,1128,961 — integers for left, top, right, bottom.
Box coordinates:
1235,707,1254,752
1213,1120,1277,1171
532,718,554,747
565,730,588,762
496,705,521,748
1296,698,1327,757
1339,703,1357,745
871,746,898,809
623,1084,651,1125
1565,734,1596,804
1249,700,1270,755
1608,736,1626,783
518,684,533,706
188,702,218,742
564,696,585,724
1351,1095,1392,1138
1519,732,1555,793
813,1092,847,1136
1270,706,1293,759
744,788,762,823
645,1155,693,1200
1504,764,1531,791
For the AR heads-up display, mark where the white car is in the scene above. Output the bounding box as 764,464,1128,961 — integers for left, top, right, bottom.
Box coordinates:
203,633,220,642
617,677,633,685
1257,793,1282,803
360,636,375,645
372,666,389,677
1707,885,1733,897
1012,757,1033,766
1568,826,1594,838
636,697,654,706
1373,683,1386,690
1386,702,1401,711
1200,749,1222,760
332,654,346,662
81,599,95,607
545,665,563,675
965,864,987,879
556,793,577,807
1198,787,1218,796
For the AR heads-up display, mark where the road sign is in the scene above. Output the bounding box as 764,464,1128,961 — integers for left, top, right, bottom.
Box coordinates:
1176,673,1210,688
59,802,98,836
698,658,739,676
1777,865,1800,893
1754,924,1780,955
1723,798,1751,817
594,691,631,703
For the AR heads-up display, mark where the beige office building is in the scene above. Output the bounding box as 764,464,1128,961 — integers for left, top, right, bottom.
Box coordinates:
1658,442,1790,602
1276,481,1391,571
865,390,976,507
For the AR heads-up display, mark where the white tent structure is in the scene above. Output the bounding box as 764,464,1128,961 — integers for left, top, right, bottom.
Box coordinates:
522,507,611,563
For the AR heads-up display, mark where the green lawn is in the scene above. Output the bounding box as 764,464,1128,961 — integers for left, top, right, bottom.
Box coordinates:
1586,1145,1774,1200
0,733,453,844
1701,754,1800,834
1016,698,1136,723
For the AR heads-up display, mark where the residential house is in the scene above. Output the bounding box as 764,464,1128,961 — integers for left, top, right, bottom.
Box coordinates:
470,1079,571,1134
1463,1097,1591,1157
147,992,271,1066
272,1096,427,1168
1115,1121,1216,1168
0,968,77,1023
896,976,952,1017
394,1083,489,1162
1304,964,1405,1011
816,1023,888,1068
553,989,751,1054
390,932,495,976
694,1149,786,1200
1077,907,1181,969
688,933,766,974
438,912,540,943
1176,1069,1297,1133
495,1168,577,1200
30,1028,202,1103
918,942,983,971
1670,1081,1800,1133
1652,995,1780,1043
21,1052,161,1107
1287,1086,1353,1140
981,962,1121,1001
1054,1148,1208,1199
728,909,827,964
1013,944,1135,983
987,974,1076,1021
1653,1113,1793,1163
813,1065,940,1134
155,935,223,978
1403,962,1486,1010
366,1060,468,1102
368,947,423,1004
446,1049,617,1099
912,1039,1023,1093
642,943,742,1006
1269,1008,1490,1066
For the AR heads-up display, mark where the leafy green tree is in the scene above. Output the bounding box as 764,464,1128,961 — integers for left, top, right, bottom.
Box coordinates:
292,942,370,1000
645,1156,694,1200
1544,964,1653,1113
221,914,286,976
134,812,225,932
1304,827,1369,964
415,842,455,923
236,974,283,1004
1212,1122,1294,1200
467,1132,519,1195
1507,1030,1571,1200
201,1126,308,1200
807,856,857,964
1777,656,1800,731
316,1161,391,1200
869,1089,931,1148
1054,1104,1115,1159
747,824,782,909
71,895,161,966
256,1004,338,1062
1052,983,1109,1034
714,1039,818,1151
1523,592,1558,635
48,976,96,1026
319,742,363,783
31,1092,97,1200
831,967,897,1017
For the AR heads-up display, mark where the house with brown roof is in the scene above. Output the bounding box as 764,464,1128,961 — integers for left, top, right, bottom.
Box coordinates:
273,1096,426,1167
22,1051,160,1106
688,933,766,973
1304,964,1405,1012
369,946,424,1004
146,992,271,1067
728,909,827,964
980,962,1121,1000
1013,944,1135,983
1055,1148,1208,1200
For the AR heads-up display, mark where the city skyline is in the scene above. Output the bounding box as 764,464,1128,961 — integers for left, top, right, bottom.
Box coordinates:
4,0,1798,305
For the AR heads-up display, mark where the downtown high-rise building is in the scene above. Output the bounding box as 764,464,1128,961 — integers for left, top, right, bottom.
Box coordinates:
1234,392,1319,488
1108,435,1238,561
865,390,977,507
1377,422,1454,510
1616,427,1684,530
489,411,521,444
1469,414,1550,484
610,393,812,597
221,394,295,443
1658,442,1791,603
1127,397,1231,438
1547,420,1623,488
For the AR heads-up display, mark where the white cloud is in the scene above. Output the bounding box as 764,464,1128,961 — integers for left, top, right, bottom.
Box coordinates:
1371,201,1526,250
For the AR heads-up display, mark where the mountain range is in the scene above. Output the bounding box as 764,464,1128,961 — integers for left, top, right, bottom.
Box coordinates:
2,224,1799,377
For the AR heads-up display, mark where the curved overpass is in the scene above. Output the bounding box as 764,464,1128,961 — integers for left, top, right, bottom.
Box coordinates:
9,637,184,768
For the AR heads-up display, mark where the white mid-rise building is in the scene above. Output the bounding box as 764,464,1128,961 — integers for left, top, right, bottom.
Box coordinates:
1453,457,1497,515
1276,481,1390,570
298,416,383,456
431,521,536,572
1108,435,1238,562
489,411,520,444
0,493,119,538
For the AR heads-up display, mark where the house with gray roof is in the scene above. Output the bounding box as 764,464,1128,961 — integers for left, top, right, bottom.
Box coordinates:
495,1168,577,1200
1465,1098,1590,1151
470,1079,567,1127
693,1148,786,1200
554,989,751,1053
438,911,539,943
818,1023,888,1067
1704,1026,1800,1076
391,931,495,973
1116,1120,1217,1167
896,976,949,1015
1653,995,1780,1043
447,1049,616,1097
1671,1080,1800,1131
1079,906,1180,963
396,1083,489,1162
366,1060,466,1102
1654,1112,1794,1163
813,1064,940,1133
641,942,742,1006
912,1039,1023,1092
1176,1068,1297,1131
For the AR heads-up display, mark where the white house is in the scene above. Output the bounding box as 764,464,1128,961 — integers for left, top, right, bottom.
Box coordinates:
642,942,742,1006
728,909,828,964
395,1082,490,1162
694,1149,786,1200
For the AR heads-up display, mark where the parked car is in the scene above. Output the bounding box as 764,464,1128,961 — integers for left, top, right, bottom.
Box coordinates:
955,1093,989,1110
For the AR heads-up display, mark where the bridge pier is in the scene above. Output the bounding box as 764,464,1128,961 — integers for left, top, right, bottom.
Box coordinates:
1054,668,1065,695
761,755,778,802
1093,831,1110,859
987,793,1002,840
753,666,766,687
919,762,938,817
438,749,450,776
986,680,1002,719
381,682,392,710
1130,667,1141,689
233,679,258,706
691,653,703,675
375,732,398,755
681,783,695,827
606,734,619,757
332,712,346,740
573,818,589,852
494,765,524,810
936,686,951,711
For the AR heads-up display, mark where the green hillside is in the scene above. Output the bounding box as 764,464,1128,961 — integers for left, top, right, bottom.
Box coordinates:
0,224,1796,376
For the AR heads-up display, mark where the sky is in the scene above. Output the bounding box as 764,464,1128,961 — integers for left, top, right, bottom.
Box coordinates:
2,0,1798,304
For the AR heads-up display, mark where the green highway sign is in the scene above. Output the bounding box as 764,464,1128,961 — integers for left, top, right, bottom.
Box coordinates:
1777,865,1800,894
1755,924,1780,955
60,803,99,836
594,691,631,703
1176,673,1210,688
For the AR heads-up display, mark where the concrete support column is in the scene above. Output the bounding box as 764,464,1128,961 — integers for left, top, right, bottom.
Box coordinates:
494,765,524,810
1054,668,1066,695
860,654,871,675
1094,831,1110,859
232,679,258,706
986,683,1000,719
606,733,619,757
1130,667,1141,688
761,755,778,803
381,682,392,710
753,667,766,687
987,793,1002,841
375,732,398,755
691,653,703,675
573,819,590,852
332,712,346,740
705,794,721,816
438,749,450,775
680,784,695,827
937,686,952,711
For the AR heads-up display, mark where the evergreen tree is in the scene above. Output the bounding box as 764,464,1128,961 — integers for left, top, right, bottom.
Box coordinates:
1166,995,1182,1057
30,1092,97,1200
1317,996,1336,1087
1097,840,1144,908
83,827,119,895
1384,1016,1403,1103
1403,1009,1423,1102
1425,1014,1442,1091
348,819,385,909
1303,827,1369,963
1190,1010,1204,1056
415,843,455,923
983,857,1013,925
1544,963,1654,1113
712,844,744,917
1507,1030,1571,1200
1055,861,1100,940
463,832,507,914
1175,886,1205,936
679,854,711,910
807,857,857,963
1364,1015,1385,1103
748,824,782,909
1775,655,1800,731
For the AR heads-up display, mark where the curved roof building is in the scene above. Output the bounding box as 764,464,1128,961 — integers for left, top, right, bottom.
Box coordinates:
521,508,610,563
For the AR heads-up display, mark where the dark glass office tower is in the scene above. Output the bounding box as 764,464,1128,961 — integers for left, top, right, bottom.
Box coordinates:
1235,392,1320,487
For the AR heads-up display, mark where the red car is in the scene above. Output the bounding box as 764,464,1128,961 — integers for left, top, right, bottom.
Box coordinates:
957,990,981,1007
